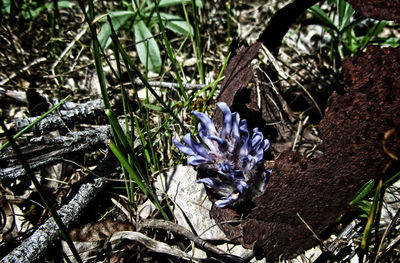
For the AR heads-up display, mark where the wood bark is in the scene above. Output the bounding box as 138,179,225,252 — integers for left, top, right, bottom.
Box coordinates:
12,99,105,133
0,126,111,181
1,153,119,262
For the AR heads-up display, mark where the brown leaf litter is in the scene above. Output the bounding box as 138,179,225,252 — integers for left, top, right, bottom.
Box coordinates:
346,0,400,22
211,44,400,260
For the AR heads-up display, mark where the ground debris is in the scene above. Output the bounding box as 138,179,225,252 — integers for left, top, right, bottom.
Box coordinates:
346,0,400,22
0,126,110,181
1,178,106,262
242,45,400,260
0,152,119,262
11,99,106,133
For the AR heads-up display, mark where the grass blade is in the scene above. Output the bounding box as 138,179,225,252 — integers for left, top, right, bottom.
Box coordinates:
0,119,82,263
154,0,188,101
110,141,169,220
361,177,383,256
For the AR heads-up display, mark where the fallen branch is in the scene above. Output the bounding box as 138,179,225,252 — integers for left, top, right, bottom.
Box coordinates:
139,219,248,263
0,153,119,262
110,231,201,261
12,99,105,133
0,126,111,181
130,78,216,90
0,88,27,105
1,178,105,262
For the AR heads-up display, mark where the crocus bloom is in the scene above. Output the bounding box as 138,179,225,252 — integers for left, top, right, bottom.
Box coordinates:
173,102,271,208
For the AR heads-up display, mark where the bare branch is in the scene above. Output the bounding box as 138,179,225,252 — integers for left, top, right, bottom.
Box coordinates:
0,126,111,181
12,99,105,133
0,177,106,262
1,152,119,262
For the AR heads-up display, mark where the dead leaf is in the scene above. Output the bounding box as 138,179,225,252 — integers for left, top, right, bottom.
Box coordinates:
242,45,400,260
154,165,227,241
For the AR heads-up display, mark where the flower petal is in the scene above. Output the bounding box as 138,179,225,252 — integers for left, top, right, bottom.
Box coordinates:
239,119,250,156
198,123,217,152
235,180,249,193
251,128,263,149
208,135,228,152
254,147,265,162
239,119,249,136
230,170,245,180
188,155,209,166
218,162,231,173
252,138,269,162
176,104,271,208
230,113,241,146
263,139,270,151
173,138,197,156
215,193,239,208
197,177,227,189
183,134,209,158
191,111,217,136
216,102,232,139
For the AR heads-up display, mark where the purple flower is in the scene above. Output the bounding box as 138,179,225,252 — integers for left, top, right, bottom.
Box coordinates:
173,102,271,208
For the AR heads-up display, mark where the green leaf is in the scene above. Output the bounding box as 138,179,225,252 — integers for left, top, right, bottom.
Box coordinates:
131,0,138,9
358,200,372,216
98,11,135,50
109,141,169,220
143,0,202,13
382,37,400,48
308,5,336,30
109,141,150,196
134,20,162,73
1,0,11,14
158,12,193,35
143,103,164,112
342,30,358,54
361,178,384,253
350,179,374,205
158,0,202,8
358,20,387,50
340,16,366,34
21,0,73,19
53,1,73,9
337,0,354,32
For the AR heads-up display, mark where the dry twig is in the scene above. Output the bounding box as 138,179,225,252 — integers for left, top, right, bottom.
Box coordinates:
139,219,248,263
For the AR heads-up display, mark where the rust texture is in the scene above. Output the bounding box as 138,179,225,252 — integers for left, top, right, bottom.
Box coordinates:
347,0,400,22
209,0,400,259
214,42,261,125
211,42,299,244
242,45,400,260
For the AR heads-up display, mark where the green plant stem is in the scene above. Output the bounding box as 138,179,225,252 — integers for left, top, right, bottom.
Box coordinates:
154,0,188,101
360,177,384,256
109,141,169,220
109,30,188,133
87,1,111,110
203,52,231,111
110,24,136,203
191,0,205,84
105,109,146,179
0,119,82,263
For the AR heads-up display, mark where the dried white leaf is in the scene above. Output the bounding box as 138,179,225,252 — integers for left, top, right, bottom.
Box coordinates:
110,231,201,261
140,165,227,241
